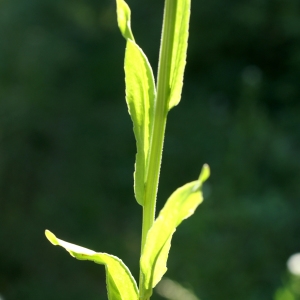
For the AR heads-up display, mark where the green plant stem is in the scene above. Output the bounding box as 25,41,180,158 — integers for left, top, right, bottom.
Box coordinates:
139,0,178,299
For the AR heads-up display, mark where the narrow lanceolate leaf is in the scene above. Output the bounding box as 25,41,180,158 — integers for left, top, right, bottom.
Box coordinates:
140,164,210,294
116,0,134,41
116,0,156,206
45,230,138,300
168,0,191,110
125,40,156,206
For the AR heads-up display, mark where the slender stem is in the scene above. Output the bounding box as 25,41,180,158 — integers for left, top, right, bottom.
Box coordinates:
139,0,178,299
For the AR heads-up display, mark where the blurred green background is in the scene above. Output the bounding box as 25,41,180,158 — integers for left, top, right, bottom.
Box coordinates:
1,0,300,299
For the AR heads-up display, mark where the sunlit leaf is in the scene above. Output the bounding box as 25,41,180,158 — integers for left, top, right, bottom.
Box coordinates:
116,0,156,206
140,164,210,293
45,230,138,300
168,0,191,110
116,0,134,41
124,39,156,206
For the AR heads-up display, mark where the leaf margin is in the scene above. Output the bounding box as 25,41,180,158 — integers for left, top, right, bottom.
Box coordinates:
45,230,139,300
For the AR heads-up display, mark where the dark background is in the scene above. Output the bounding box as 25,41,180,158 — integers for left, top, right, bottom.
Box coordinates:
1,0,300,299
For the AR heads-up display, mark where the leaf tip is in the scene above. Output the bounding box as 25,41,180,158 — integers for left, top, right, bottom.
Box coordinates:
199,164,210,183
45,230,59,246
116,0,134,41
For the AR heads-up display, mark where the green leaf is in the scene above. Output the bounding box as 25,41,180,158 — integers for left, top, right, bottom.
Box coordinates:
116,0,156,206
168,0,191,110
116,0,134,41
124,39,156,206
140,164,210,294
45,230,138,300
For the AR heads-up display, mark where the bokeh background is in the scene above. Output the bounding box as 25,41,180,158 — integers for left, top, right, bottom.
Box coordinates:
1,0,300,299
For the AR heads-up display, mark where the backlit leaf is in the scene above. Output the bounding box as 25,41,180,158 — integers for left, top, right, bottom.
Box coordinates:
168,0,191,110
116,0,156,206
140,164,210,294
124,39,156,206
116,0,134,41
45,230,138,300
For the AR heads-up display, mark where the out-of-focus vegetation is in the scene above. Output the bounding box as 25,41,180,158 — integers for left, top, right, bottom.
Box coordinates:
0,0,299,299
274,255,300,300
